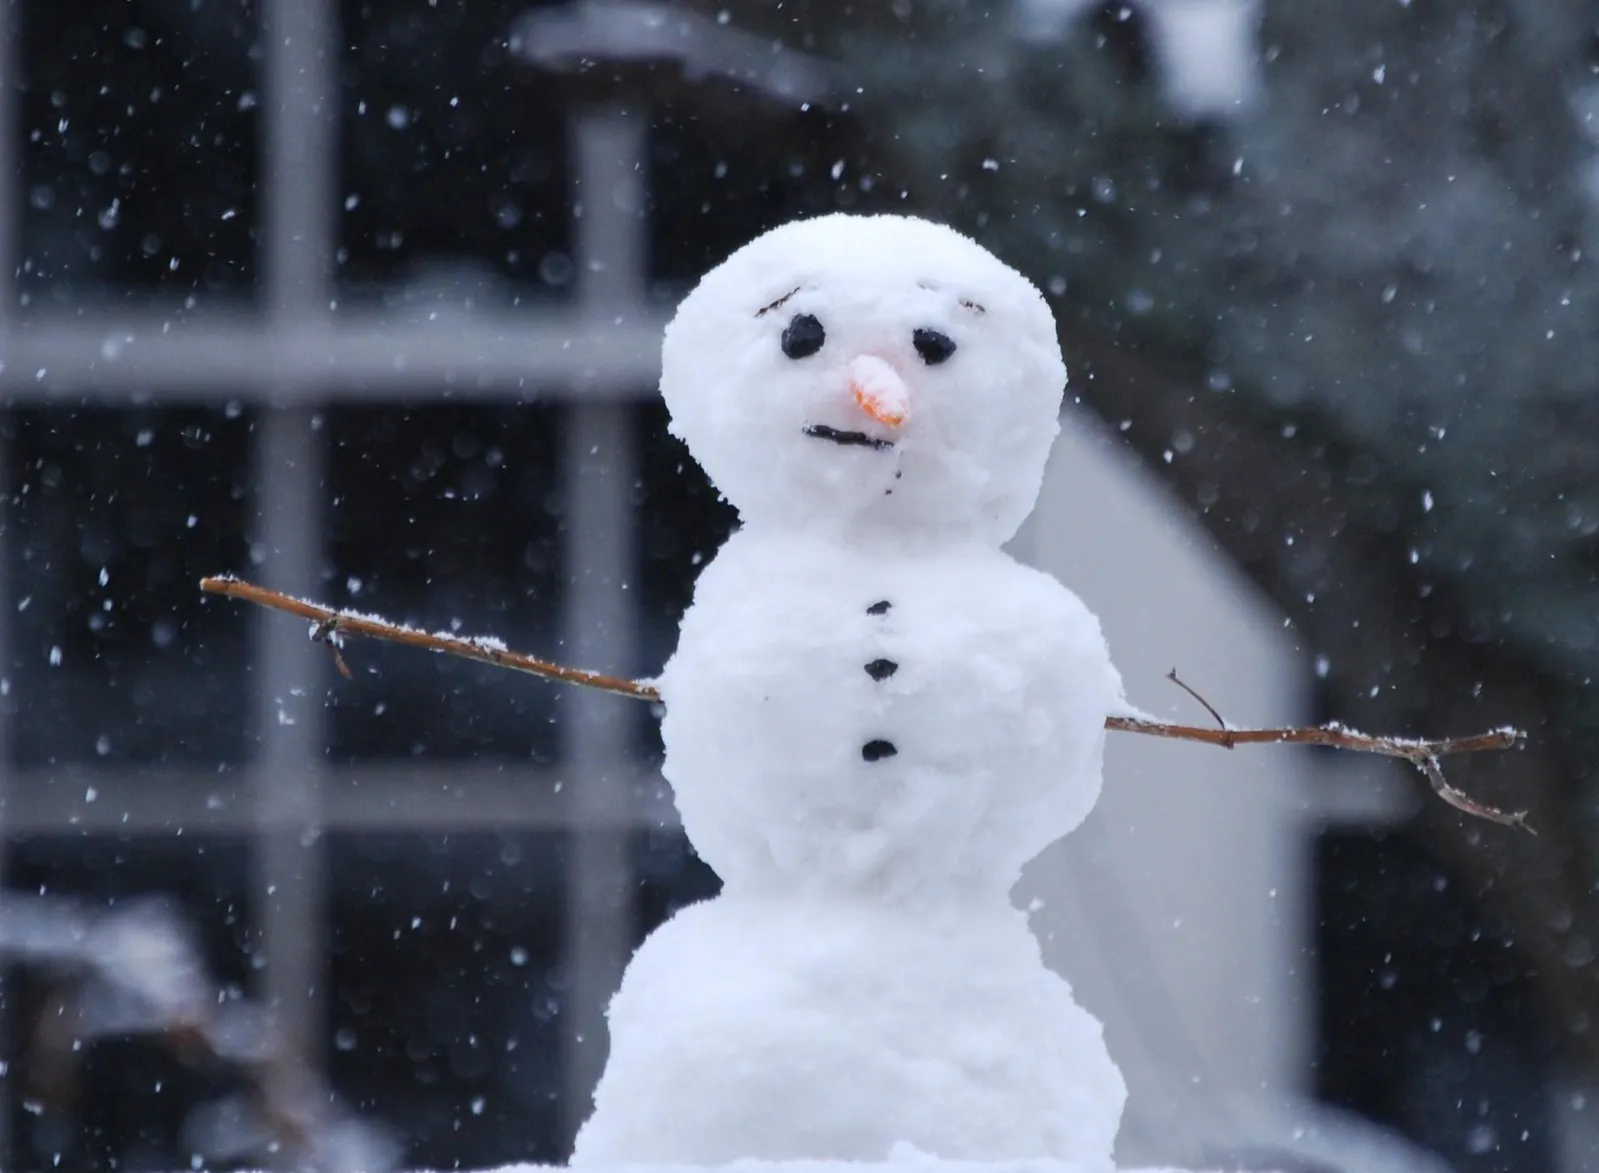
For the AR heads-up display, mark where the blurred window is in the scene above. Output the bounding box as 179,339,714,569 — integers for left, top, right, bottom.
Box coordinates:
17,0,260,310
338,0,573,306
5,408,252,767
324,403,564,763
5,836,254,1169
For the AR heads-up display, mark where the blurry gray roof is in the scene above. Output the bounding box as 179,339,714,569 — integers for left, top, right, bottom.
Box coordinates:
509,0,836,104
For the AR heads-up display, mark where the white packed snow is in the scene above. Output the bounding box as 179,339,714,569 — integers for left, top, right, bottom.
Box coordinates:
518,1162,1190,1173
660,531,1121,903
571,215,1127,1169
656,214,1066,548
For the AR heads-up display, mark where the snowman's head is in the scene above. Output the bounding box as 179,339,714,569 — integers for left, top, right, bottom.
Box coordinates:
660,214,1066,545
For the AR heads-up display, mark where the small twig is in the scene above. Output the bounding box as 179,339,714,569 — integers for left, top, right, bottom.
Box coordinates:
1106,713,1530,832
1166,668,1232,745
1144,669,1531,832
1417,755,1534,834
1102,713,1519,759
312,617,355,680
201,575,1530,832
201,575,657,702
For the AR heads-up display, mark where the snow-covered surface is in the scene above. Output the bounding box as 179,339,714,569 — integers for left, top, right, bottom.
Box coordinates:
575,215,1126,1167
0,895,398,1170
483,1163,1198,1173
511,0,835,104
583,897,1122,1165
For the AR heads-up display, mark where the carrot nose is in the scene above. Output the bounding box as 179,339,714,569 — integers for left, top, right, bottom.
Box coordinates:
849,355,910,428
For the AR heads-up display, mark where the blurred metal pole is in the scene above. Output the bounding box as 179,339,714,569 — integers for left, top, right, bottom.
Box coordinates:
572,108,647,310
0,0,16,328
560,106,648,1150
560,400,638,1149
249,406,329,1097
0,4,19,1162
264,0,337,323
257,0,336,1110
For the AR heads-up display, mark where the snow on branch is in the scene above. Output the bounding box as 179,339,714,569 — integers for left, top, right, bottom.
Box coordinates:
202,575,651,701
200,576,1530,833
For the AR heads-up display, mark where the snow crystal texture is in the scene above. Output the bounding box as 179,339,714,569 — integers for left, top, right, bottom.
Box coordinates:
658,213,1066,547
573,214,1127,1169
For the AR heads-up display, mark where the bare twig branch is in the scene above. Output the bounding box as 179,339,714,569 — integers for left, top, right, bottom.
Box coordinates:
313,616,356,680
1103,712,1520,758
201,575,658,702
1166,668,1231,742
202,575,1530,831
1106,713,1530,833
1416,754,1534,834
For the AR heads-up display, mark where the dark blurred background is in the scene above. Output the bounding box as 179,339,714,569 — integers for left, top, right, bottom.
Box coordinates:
0,1,1592,1170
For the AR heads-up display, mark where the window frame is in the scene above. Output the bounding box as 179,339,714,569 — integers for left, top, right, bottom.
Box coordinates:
0,0,662,1153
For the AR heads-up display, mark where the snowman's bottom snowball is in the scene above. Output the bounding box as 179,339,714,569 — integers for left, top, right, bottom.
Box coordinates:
563,1167,1186,1173
570,898,1125,1169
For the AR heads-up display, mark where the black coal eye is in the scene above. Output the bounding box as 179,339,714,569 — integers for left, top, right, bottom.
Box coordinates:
913,328,957,365
781,313,826,359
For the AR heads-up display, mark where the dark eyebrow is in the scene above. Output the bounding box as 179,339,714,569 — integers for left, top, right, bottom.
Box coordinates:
917,281,985,314
755,287,802,317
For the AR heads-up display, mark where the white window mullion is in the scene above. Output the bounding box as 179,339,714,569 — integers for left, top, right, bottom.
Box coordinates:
249,405,330,1096
255,0,338,1105
263,0,337,323
560,105,651,1148
560,400,641,1145
0,4,21,1161
0,0,17,327
0,429,14,1167
0,312,668,402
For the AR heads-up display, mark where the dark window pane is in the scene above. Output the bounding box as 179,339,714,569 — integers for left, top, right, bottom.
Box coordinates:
632,403,735,756
325,827,717,1167
4,835,254,1171
646,107,890,293
327,830,568,1167
324,404,563,761
17,0,260,308
1316,831,1554,1173
339,0,573,304
632,824,721,927
6,408,252,767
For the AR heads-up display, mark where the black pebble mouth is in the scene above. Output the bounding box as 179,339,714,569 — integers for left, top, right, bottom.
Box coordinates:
803,424,896,451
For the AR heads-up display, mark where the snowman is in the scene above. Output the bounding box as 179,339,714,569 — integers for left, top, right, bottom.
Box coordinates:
571,214,1128,1168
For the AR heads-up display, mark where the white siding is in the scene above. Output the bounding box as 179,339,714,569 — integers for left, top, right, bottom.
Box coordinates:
1018,411,1314,1166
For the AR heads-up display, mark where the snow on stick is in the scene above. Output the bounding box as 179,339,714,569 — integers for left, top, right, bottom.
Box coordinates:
201,574,653,701
200,575,1531,833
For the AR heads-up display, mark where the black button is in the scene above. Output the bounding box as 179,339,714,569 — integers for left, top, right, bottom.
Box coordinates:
864,658,898,681
866,600,891,615
862,739,898,762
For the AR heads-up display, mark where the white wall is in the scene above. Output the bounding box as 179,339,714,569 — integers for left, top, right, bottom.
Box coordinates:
1013,410,1315,1168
